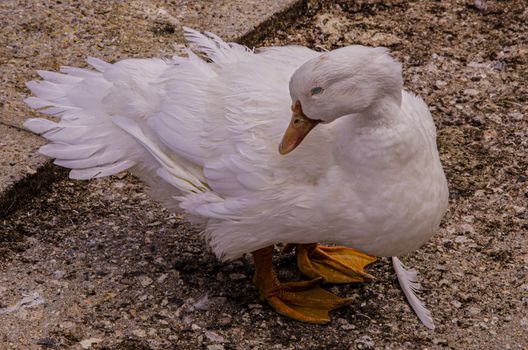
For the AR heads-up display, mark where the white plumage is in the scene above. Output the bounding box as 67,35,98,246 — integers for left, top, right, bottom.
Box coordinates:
25,28,448,328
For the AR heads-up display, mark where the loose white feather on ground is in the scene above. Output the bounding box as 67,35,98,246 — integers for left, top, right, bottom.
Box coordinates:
392,257,435,330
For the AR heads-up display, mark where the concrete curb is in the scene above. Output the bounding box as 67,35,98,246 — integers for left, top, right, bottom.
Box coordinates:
0,0,318,218
0,160,67,220
0,124,56,220
238,0,320,47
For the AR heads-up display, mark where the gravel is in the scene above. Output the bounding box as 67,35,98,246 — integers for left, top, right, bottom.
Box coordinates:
1,0,527,349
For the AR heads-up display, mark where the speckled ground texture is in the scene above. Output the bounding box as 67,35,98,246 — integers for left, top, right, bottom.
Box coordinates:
1,0,527,349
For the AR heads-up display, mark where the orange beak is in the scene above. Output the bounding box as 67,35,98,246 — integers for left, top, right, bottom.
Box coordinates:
279,101,321,155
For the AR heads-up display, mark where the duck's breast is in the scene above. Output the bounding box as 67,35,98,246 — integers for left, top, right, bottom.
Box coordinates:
314,111,448,256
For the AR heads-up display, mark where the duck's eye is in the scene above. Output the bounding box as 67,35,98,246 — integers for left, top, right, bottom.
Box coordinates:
310,87,324,96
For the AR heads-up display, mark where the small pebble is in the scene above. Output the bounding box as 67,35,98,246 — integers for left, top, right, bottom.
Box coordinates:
468,306,481,315
463,88,479,96
513,206,526,215
157,273,168,283
354,335,374,349
132,329,146,338
53,270,66,280
492,61,506,70
205,330,225,343
217,315,232,326
36,338,56,347
433,338,449,346
207,345,225,350
229,273,246,280
79,338,102,349
473,0,486,11
140,276,153,287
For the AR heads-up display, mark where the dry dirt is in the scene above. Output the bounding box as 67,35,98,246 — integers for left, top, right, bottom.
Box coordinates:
1,0,527,349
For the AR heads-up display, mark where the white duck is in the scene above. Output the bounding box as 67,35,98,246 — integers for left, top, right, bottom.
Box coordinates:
25,28,448,325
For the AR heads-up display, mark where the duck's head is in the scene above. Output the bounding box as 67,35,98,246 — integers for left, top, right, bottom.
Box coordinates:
279,45,403,155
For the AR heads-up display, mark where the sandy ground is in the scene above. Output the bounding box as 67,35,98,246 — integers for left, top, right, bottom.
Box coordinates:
1,0,527,349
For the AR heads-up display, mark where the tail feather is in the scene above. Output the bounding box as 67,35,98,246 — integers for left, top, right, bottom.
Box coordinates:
24,118,58,133
24,97,75,113
24,60,152,180
183,26,250,64
60,66,101,78
37,70,82,84
53,146,124,169
25,29,224,211
69,160,136,180
39,143,101,160
86,57,112,72
26,81,65,100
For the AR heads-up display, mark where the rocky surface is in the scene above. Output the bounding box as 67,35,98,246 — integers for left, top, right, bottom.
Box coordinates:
1,0,527,349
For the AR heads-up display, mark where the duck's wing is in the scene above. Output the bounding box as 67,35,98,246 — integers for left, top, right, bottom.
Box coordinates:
150,30,330,202
151,29,322,168
143,31,341,258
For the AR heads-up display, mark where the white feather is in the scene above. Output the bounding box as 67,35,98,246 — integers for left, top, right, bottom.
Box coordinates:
183,26,251,64
112,116,208,194
392,257,435,330
37,70,82,84
59,66,100,78
40,143,101,160
86,56,112,72
24,118,57,133
69,160,136,180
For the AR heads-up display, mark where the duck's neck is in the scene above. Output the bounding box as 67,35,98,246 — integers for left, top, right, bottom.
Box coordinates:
333,93,411,169
354,92,403,128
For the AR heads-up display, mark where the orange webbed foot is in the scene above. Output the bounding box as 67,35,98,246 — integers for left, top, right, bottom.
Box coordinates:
252,246,351,324
293,243,377,284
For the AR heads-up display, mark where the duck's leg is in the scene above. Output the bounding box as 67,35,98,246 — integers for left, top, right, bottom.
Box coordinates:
252,246,351,324
285,243,377,284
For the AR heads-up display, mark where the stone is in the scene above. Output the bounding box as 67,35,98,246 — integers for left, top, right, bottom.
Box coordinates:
468,306,481,315
433,338,449,346
463,89,479,96
139,276,153,287
79,338,102,349
354,335,374,349
229,273,246,280
205,330,225,343
132,329,146,338
207,345,225,350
